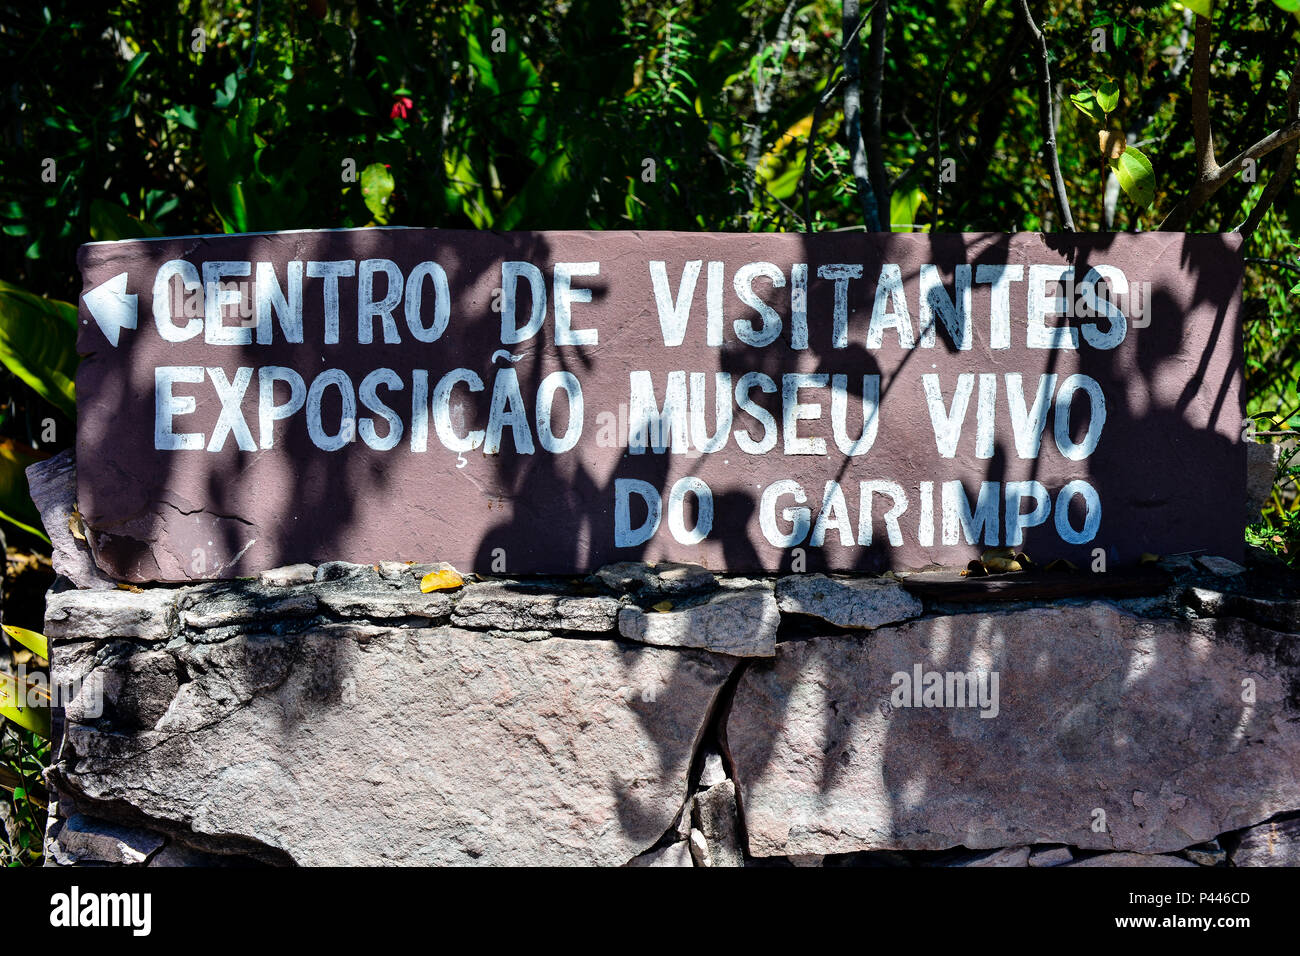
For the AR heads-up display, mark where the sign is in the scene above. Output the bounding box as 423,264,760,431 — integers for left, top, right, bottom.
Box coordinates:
75,229,1244,581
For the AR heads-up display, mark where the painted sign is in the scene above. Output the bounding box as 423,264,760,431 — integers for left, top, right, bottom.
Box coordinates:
75,229,1243,581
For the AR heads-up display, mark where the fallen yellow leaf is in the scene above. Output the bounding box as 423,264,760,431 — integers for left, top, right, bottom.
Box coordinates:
420,567,464,593
652,600,674,612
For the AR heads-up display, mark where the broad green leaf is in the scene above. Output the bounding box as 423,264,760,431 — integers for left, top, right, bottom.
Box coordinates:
0,281,77,419
1184,0,1213,17
890,187,928,232
0,438,49,542
360,163,395,223
1111,145,1156,208
0,675,50,739
3,625,48,661
493,152,572,231
1070,90,1106,125
112,50,151,100
89,199,161,241
1096,79,1120,114
1273,0,1300,11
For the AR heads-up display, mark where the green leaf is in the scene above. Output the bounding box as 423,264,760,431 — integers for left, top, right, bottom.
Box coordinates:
2,625,48,660
0,281,78,419
214,71,239,109
1110,145,1156,208
1096,79,1120,114
1273,0,1300,11
88,199,161,241
360,163,395,223
0,438,49,542
1184,0,1213,17
890,186,928,232
0,675,50,739
1070,90,1106,125
112,50,151,100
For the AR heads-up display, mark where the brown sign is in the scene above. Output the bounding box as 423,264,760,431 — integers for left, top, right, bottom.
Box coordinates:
75,230,1244,582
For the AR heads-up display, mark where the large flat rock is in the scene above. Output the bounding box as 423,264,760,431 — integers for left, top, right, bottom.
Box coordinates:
53,625,734,865
728,602,1300,858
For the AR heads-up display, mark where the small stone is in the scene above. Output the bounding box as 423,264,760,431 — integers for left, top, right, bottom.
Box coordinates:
316,587,452,621
51,814,164,865
618,587,779,657
314,561,379,584
699,749,727,789
1182,839,1226,866
595,561,716,597
1196,555,1246,577
626,842,693,867
689,829,712,867
1226,814,1300,866
940,846,1030,867
24,451,119,589
789,854,824,867
45,588,177,643
776,574,923,630
180,588,318,629
1028,845,1074,867
452,582,619,633
258,563,317,587
1246,441,1281,519
1185,588,1300,633
377,561,412,580
676,797,694,843
1186,587,1226,618
693,780,743,867
1067,852,1197,867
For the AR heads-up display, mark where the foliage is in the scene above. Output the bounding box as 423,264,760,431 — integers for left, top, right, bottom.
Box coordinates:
0,725,49,866
1248,444,1300,568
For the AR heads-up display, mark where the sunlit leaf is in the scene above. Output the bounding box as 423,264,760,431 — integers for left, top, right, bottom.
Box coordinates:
1096,79,1120,114
2,625,48,661
360,163,395,224
0,281,77,419
1111,145,1156,207
1070,90,1106,125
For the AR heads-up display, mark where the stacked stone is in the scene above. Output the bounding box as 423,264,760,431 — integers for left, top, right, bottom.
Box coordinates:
26,452,1300,867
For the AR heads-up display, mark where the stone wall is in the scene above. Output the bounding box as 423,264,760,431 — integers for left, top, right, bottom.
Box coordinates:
28,452,1300,866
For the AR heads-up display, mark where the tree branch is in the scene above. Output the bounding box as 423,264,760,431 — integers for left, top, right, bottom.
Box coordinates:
843,0,883,231
866,0,890,224
1237,54,1300,236
744,0,801,178
1161,16,1300,232
1018,0,1074,232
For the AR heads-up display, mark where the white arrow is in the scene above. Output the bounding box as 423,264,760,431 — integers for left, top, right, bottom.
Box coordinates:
82,272,138,347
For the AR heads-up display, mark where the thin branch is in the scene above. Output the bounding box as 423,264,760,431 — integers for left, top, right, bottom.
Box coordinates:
1018,0,1074,231
1237,54,1300,236
744,1,801,179
1190,14,1215,179
1243,256,1300,275
802,74,845,230
932,0,986,217
1161,16,1300,231
865,0,890,224
843,0,883,231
